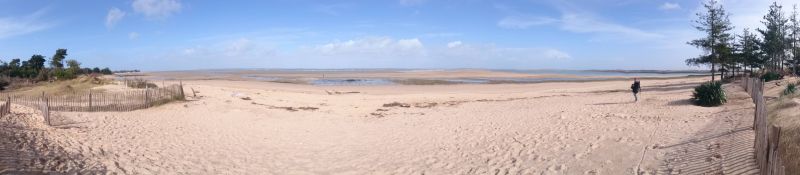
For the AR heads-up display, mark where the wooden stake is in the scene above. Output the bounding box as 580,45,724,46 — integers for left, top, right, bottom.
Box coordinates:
89,90,93,112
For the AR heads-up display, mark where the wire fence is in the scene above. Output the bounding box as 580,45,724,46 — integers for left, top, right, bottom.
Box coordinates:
741,76,785,175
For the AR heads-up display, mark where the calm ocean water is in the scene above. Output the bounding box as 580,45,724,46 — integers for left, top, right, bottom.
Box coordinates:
224,69,705,86
496,69,706,77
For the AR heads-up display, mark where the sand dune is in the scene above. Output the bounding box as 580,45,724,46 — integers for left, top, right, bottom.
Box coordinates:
0,76,759,174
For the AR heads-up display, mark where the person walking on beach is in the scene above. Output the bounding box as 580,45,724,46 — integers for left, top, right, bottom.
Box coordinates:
631,78,641,102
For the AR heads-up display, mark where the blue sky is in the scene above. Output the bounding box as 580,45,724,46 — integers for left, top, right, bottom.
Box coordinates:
0,0,795,71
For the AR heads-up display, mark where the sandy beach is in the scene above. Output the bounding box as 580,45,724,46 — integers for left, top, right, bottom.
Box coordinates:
0,71,759,174
9,0,800,173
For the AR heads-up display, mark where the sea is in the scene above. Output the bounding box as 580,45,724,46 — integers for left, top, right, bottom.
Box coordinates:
219,69,707,86
152,69,707,86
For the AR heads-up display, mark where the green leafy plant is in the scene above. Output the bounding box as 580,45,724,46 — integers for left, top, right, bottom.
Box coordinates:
125,79,158,89
692,81,727,107
52,69,76,80
783,83,797,96
0,79,9,91
761,72,784,82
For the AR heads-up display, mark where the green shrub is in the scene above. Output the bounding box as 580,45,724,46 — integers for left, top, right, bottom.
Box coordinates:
125,79,158,89
692,81,727,107
100,67,113,75
761,72,784,82
35,69,48,82
783,83,797,96
0,79,9,91
53,69,76,80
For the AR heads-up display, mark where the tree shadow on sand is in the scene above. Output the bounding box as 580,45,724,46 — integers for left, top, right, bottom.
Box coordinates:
592,101,634,106
643,83,700,93
667,99,694,106
655,85,759,174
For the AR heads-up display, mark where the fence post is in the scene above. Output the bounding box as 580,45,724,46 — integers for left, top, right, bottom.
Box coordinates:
4,96,9,117
179,80,185,100
769,125,782,175
41,92,50,126
89,89,93,112
145,88,150,107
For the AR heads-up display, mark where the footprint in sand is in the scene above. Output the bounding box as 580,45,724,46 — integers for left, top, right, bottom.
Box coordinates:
574,153,586,159
546,164,566,172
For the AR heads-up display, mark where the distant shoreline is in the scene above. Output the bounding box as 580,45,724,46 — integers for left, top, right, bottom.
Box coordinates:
123,69,709,86
144,68,707,74
585,69,708,74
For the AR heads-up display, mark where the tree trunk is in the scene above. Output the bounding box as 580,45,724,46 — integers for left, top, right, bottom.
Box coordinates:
711,63,716,82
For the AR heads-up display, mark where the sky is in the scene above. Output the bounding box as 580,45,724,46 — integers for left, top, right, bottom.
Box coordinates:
0,0,799,71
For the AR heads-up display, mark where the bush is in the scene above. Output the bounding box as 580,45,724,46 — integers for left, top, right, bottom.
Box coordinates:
692,81,727,107
100,68,112,75
0,79,9,91
783,83,797,96
35,69,48,82
125,79,158,89
53,69,76,80
761,72,784,82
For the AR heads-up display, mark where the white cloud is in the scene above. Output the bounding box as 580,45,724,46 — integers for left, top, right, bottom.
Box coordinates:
167,37,276,69
714,0,800,32
132,0,182,19
421,32,461,38
0,8,53,39
543,49,571,60
183,48,196,55
399,0,425,6
313,3,353,16
314,37,568,63
442,42,571,61
225,38,254,56
497,10,663,40
294,37,570,68
447,41,462,48
497,16,559,29
105,8,126,28
559,13,663,39
142,35,574,69
128,32,140,40
317,37,425,56
660,2,681,10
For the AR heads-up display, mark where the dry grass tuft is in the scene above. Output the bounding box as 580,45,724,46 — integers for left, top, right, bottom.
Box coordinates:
7,75,110,96
382,102,411,108
766,77,800,173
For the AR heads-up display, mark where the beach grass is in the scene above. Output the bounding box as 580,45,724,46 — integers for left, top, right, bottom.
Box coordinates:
6,75,110,96
767,78,800,173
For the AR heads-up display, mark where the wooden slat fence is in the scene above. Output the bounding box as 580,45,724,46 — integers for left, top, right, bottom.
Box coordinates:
4,84,185,112
0,82,185,126
0,97,10,118
741,76,786,175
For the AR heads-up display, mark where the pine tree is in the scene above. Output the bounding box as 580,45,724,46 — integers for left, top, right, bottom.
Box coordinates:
759,2,789,73
788,5,800,75
687,0,735,81
737,28,765,73
51,48,67,69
